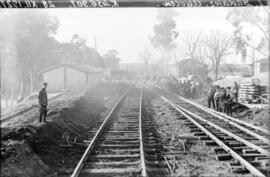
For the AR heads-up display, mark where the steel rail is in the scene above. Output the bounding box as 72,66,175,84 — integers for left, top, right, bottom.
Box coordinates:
139,86,148,177
147,87,266,177
151,84,270,137
209,109,269,135
173,102,269,156
177,96,270,145
148,86,269,156
177,93,270,136
70,83,135,177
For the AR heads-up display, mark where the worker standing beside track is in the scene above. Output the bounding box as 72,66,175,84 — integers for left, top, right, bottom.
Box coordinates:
214,86,221,111
190,82,196,99
220,87,226,112
38,83,48,123
207,86,216,109
232,82,239,103
224,87,233,116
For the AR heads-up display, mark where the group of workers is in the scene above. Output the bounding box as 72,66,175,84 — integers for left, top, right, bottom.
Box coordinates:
154,75,239,116
207,82,239,116
155,75,203,99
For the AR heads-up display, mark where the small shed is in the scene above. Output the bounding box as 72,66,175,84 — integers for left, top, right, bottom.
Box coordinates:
39,63,104,92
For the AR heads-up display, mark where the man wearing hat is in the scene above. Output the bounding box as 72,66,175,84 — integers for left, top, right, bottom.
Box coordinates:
38,83,48,123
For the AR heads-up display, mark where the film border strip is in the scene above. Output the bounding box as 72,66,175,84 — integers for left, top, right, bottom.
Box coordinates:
0,0,268,8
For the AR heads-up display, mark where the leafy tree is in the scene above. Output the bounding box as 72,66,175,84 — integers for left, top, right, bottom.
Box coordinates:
1,12,104,107
61,34,104,67
150,9,179,75
103,50,121,69
226,7,269,62
0,10,60,102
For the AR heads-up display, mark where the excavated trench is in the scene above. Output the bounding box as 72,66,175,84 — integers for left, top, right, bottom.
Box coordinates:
1,82,129,177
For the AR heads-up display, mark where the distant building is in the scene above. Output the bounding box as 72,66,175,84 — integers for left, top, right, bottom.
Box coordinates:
120,63,145,76
208,63,252,81
38,63,104,92
169,58,208,79
254,58,269,86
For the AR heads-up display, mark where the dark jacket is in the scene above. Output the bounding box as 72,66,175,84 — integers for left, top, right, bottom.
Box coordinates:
38,88,48,107
224,92,233,103
220,90,226,102
208,87,215,98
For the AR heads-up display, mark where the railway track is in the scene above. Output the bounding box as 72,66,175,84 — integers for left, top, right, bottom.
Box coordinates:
147,85,270,177
70,84,171,177
155,84,270,138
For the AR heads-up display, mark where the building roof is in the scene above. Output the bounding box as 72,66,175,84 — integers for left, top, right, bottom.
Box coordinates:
254,58,269,64
38,63,103,75
176,58,206,66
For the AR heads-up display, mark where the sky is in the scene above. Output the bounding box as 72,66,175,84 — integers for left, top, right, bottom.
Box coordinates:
48,7,237,64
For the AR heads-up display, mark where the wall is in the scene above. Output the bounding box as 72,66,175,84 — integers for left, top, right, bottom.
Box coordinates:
88,72,103,89
43,67,64,92
254,62,269,86
43,66,103,91
254,63,261,77
178,62,207,79
66,67,88,89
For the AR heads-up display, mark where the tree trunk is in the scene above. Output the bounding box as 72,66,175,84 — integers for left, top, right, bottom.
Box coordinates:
3,90,8,109
30,72,34,94
215,65,219,81
17,80,24,102
205,69,209,81
163,58,167,76
252,48,255,76
146,58,149,77
9,88,15,107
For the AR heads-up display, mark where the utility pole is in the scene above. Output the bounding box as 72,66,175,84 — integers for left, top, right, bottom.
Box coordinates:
252,47,255,76
94,37,98,52
174,51,178,79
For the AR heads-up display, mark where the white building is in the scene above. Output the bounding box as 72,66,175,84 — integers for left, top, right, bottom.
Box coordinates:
39,64,104,92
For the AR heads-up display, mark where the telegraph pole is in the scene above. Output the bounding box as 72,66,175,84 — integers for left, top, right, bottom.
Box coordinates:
94,37,98,52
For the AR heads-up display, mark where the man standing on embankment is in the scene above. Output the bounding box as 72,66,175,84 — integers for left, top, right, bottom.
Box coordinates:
38,83,48,123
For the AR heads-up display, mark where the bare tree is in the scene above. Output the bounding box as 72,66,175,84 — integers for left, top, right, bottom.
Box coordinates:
204,31,233,81
196,45,212,77
138,48,152,77
182,33,203,75
183,33,202,60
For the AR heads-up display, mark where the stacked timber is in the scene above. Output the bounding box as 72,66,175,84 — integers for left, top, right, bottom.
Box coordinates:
239,78,267,104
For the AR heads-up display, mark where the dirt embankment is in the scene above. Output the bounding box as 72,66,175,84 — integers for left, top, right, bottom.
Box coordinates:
1,82,129,177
